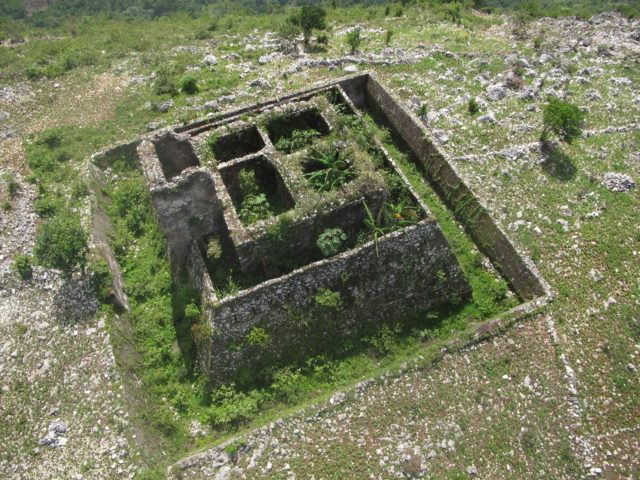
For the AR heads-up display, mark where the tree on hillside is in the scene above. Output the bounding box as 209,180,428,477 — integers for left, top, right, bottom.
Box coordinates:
541,97,586,144
0,0,25,19
290,5,327,46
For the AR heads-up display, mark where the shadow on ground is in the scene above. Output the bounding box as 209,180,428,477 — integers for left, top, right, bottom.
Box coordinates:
52,276,99,323
541,142,577,181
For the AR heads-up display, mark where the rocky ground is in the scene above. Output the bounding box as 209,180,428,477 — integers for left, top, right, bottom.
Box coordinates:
1,8,638,480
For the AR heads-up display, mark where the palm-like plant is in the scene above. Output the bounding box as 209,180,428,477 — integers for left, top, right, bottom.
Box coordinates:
302,147,356,191
363,202,391,258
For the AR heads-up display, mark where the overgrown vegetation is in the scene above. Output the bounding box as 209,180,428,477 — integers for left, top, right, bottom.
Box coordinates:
274,128,321,153
34,213,88,276
236,169,275,225
302,146,357,192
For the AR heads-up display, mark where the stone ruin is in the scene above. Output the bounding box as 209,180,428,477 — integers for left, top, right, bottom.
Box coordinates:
92,74,551,384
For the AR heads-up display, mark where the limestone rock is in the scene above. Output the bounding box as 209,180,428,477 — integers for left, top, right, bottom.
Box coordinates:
601,172,636,192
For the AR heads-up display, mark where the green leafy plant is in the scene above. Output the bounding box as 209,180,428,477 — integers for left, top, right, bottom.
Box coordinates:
345,29,361,54
316,227,347,257
315,287,342,311
541,97,586,144
239,193,273,225
14,254,33,280
179,74,199,94
277,20,300,43
275,129,320,153
153,64,178,96
246,327,271,348
381,199,421,229
236,169,274,225
302,147,356,192
365,322,401,358
34,213,88,275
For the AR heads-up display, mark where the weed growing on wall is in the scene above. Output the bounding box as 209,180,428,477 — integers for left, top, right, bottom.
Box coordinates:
317,227,348,257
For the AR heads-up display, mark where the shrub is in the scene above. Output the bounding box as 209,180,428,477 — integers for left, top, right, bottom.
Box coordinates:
468,97,480,115
1,200,10,211
14,254,33,280
445,2,463,24
153,65,178,96
25,65,43,80
316,34,329,45
277,20,300,43
385,29,393,47
365,322,400,358
533,36,543,49
246,327,270,348
237,170,274,225
271,367,307,404
238,193,273,225
206,384,260,427
34,213,88,275
541,97,586,144
206,132,219,153
179,74,199,94
316,227,347,257
345,30,362,54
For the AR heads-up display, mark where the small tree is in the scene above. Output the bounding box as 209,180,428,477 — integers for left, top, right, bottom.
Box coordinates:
34,213,88,276
541,97,586,144
290,5,327,46
345,30,361,54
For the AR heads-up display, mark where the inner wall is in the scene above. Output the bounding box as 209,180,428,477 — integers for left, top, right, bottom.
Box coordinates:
218,155,295,222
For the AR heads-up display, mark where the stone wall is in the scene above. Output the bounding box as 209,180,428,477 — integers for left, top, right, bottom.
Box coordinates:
148,169,223,266
203,220,471,382
362,76,547,300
